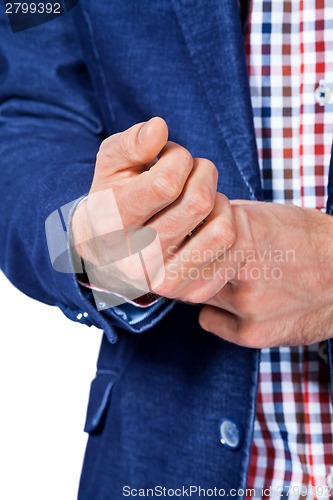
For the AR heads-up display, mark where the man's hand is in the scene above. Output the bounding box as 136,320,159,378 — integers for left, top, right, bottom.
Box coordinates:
72,117,236,303
199,201,333,348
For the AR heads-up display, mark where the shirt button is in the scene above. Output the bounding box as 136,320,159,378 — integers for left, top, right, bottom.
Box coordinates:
219,418,243,450
315,80,331,106
326,471,333,489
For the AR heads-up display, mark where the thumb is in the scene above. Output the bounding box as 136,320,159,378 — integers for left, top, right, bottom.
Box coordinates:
94,116,169,179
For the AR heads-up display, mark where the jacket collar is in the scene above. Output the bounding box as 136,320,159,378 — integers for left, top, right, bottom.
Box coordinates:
171,0,263,200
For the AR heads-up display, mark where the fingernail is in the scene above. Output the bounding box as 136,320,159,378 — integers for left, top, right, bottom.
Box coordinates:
138,121,150,144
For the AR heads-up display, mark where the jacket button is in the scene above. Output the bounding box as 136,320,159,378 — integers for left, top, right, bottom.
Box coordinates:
219,418,243,450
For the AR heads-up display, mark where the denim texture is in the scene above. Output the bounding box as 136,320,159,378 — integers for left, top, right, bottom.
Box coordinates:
0,1,332,498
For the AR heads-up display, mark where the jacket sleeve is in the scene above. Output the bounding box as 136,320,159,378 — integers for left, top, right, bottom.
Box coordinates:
0,12,173,342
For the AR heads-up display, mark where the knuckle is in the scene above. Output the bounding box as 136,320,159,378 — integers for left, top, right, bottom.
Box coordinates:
179,147,193,166
218,192,230,204
198,158,218,180
165,143,194,173
185,186,214,219
209,217,236,250
151,171,182,202
169,142,192,159
233,206,255,252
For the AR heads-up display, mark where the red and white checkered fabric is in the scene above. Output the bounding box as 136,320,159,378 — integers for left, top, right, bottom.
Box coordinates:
244,0,333,498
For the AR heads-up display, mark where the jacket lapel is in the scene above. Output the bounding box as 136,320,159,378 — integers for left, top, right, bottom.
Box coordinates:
171,0,263,200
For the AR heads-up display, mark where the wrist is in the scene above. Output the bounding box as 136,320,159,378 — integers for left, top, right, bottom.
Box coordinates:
71,197,93,261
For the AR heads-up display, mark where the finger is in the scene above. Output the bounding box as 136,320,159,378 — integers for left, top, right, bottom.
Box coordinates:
199,305,239,340
199,205,254,308
155,194,240,303
166,199,253,303
92,116,169,184
199,305,261,348
176,192,235,261
116,141,194,226
147,158,218,250
199,305,275,349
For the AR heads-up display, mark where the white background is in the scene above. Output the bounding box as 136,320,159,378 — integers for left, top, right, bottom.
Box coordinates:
0,271,102,500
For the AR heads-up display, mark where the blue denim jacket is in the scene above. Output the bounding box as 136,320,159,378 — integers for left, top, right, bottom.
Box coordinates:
1,1,332,498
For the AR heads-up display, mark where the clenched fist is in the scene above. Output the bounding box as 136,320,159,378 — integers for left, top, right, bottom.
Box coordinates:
72,117,238,305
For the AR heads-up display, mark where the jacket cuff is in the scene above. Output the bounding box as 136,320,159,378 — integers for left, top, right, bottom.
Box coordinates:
46,196,174,339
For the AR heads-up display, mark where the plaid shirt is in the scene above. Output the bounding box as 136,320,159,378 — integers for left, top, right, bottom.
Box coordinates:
244,0,333,498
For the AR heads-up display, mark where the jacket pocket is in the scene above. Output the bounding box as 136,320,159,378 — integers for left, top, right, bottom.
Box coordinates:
84,372,116,434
